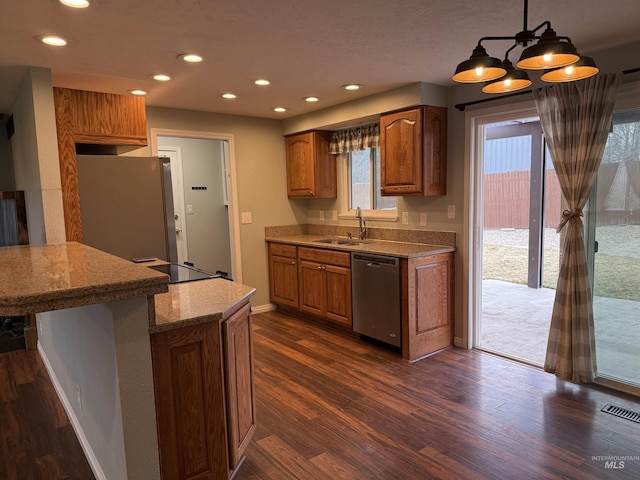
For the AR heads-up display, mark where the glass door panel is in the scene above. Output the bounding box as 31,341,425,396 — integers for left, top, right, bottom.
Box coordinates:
591,109,640,387
479,118,555,366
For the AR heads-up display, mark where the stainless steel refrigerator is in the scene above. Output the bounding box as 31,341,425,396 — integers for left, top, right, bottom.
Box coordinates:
76,155,178,263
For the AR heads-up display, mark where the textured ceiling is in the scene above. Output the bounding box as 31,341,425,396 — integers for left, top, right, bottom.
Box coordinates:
1,0,640,119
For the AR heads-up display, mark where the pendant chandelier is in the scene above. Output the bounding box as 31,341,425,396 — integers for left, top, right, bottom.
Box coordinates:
452,0,598,94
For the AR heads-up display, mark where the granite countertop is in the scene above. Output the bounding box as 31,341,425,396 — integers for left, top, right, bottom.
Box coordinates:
151,278,256,334
266,234,455,258
0,243,169,315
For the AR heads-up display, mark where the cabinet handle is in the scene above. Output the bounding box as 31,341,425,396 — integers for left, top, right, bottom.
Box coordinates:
291,261,296,265
380,187,384,192
317,265,323,270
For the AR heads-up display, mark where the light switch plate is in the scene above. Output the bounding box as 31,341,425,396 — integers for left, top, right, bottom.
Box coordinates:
447,205,455,219
402,211,409,225
241,212,252,224
420,213,428,226
186,204,194,215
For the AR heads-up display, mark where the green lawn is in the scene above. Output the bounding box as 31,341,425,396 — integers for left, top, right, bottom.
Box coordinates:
483,244,640,302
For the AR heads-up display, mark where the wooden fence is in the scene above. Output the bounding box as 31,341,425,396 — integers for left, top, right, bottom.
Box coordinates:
483,170,562,229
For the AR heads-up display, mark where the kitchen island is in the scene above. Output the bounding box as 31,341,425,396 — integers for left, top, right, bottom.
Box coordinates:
0,242,256,480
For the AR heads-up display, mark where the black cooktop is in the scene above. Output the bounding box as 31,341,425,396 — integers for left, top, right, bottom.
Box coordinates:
149,263,216,284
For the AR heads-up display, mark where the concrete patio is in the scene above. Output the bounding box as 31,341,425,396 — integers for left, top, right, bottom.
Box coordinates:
480,279,640,387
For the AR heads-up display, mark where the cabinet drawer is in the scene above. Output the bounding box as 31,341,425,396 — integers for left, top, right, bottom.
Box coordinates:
269,242,297,258
298,247,350,267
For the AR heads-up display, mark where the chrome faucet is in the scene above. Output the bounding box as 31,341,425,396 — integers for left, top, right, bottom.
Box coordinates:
355,206,367,240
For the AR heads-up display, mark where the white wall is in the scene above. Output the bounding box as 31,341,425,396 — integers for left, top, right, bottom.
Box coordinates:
38,304,127,480
157,136,232,275
10,67,65,245
37,296,160,480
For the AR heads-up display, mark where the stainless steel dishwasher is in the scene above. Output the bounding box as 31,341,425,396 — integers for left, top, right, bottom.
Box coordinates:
351,252,401,348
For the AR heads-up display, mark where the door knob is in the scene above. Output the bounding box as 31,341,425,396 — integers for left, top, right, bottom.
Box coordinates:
176,228,182,234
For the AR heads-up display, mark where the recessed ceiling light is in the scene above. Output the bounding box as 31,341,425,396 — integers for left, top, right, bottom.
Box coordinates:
304,97,319,102
59,0,90,7
221,93,237,99
254,79,271,86
150,74,171,82
343,84,362,91
128,89,148,96
178,53,203,63
273,107,287,113
40,35,68,46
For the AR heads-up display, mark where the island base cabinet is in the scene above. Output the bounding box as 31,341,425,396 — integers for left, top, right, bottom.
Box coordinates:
223,303,256,471
402,252,454,361
151,302,255,480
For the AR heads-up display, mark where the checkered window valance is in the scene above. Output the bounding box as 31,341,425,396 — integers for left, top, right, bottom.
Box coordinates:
328,124,379,154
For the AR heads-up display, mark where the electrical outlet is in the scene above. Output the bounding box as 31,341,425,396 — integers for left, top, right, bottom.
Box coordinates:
76,384,82,410
241,212,252,224
402,211,409,225
332,210,338,221
420,213,428,226
319,210,325,221
447,205,456,219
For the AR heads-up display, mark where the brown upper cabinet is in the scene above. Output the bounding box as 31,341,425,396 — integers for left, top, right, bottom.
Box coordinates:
54,87,147,145
53,87,148,242
285,131,336,198
380,105,447,196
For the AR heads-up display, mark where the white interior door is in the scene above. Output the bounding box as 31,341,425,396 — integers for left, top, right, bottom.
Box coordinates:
158,147,189,264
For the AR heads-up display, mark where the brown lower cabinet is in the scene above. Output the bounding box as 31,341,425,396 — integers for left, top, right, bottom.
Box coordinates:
402,252,454,361
151,302,255,480
267,241,454,361
297,247,352,327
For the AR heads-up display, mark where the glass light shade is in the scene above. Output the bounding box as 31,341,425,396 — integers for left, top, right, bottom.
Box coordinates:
482,60,532,93
540,56,599,82
453,45,506,83
517,28,579,70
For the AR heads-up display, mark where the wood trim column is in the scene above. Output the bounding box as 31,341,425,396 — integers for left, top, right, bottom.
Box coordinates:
53,88,83,242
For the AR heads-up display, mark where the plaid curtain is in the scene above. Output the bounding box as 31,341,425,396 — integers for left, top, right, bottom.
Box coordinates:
533,72,622,383
329,124,379,154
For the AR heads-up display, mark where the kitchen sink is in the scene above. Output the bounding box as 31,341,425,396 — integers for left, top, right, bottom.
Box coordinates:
313,238,370,246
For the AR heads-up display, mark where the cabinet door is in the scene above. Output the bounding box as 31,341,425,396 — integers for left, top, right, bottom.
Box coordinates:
151,322,229,480
223,303,256,471
269,254,299,308
298,260,326,317
286,133,316,197
324,264,352,326
405,253,454,361
422,106,448,196
380,108,424,195
56,87,147,145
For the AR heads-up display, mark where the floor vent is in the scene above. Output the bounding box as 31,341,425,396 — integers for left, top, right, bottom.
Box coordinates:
601,403,640,423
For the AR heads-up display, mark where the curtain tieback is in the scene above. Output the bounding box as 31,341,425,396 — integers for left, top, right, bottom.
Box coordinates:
556,208,583,233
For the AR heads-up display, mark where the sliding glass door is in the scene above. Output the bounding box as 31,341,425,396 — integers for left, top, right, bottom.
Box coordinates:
587,108,640,389
478,116,560,366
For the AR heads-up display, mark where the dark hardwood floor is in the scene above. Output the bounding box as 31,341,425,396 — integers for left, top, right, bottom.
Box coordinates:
1,310,639,479
0,349,95,480
238,311,640,480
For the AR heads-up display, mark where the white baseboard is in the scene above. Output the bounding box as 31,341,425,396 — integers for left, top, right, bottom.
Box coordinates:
37,342,107,480
251,303,277,314
454,337,466,348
